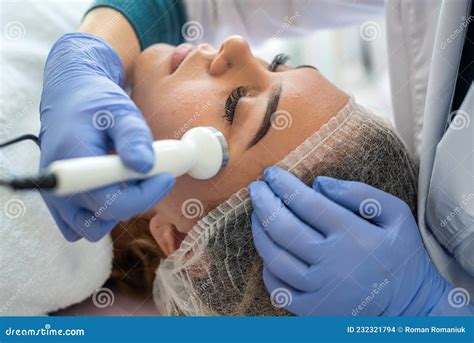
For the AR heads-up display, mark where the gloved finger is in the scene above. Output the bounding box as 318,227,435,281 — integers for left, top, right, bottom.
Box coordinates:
249,182,325,264
102,173,175,221
252,215,324,292
39,120,108,169
43,197,82,242
262,167,372,236
262,268,303,313
68,183,125,219
59,204,116,242
71,173,176,222
314,176,411,227
107,110,155,174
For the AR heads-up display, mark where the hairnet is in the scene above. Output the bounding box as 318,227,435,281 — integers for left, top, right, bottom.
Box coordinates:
153,98,418,316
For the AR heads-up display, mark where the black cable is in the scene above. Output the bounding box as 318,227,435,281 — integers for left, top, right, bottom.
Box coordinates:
0,134,39,149
0,174,57,191
0,134,47,191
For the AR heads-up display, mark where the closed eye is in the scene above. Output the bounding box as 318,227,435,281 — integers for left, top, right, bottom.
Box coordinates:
269,53,289,72
269,53,318,71
223,53,289,124
223,86,247,124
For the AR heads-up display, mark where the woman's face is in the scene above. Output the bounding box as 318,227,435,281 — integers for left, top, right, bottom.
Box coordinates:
132,36,348,255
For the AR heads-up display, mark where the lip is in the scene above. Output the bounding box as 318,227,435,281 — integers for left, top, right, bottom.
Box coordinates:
170,43,194,74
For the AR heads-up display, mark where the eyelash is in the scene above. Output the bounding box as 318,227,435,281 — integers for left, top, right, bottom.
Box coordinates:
223,53,289,124
269,53,289,72
223,86,247,123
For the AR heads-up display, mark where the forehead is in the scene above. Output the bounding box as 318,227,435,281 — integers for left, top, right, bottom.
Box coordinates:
275,69,327,135
281,68,321,106
254,68,348,157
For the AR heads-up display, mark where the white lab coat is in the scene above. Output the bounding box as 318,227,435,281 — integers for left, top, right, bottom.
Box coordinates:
183,0,474,296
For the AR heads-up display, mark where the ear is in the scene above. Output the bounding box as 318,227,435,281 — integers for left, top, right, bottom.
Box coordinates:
149,215,186,256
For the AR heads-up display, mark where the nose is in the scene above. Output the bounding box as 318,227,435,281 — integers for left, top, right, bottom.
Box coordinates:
210,35,254,76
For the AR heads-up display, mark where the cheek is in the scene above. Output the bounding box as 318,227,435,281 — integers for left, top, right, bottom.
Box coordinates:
155,176,230,233
137,81,226,140
135,84,194,140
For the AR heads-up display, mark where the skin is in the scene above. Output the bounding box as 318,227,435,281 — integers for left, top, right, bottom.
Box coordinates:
131,36,349,255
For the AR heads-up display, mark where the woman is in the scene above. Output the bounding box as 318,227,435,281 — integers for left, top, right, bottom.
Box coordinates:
38,0,472,318
109,37,418,315
130,36,349,255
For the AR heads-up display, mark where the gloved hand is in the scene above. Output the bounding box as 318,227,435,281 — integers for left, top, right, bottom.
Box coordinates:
39,32,175,242
250,167,473,316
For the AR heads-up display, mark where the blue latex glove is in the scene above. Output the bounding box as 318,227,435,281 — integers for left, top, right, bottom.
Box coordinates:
250,167,473,316
39,33,175,242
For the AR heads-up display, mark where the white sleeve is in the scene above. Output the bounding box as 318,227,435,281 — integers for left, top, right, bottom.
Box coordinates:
182,0,385,46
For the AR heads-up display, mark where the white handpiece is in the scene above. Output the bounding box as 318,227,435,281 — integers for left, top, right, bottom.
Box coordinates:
46,127,228,195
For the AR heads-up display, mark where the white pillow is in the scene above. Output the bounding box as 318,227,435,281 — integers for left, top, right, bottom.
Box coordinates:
0,0,113,316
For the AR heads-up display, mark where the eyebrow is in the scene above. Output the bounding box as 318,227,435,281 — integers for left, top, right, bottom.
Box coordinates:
247,83,282,149
296,64,318,71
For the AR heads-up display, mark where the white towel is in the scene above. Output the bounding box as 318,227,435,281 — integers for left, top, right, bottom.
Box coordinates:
0,0,113,315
